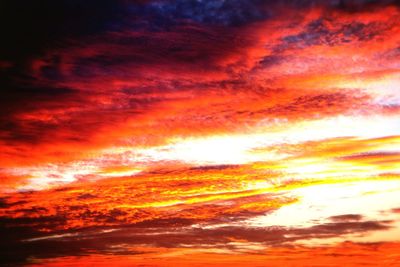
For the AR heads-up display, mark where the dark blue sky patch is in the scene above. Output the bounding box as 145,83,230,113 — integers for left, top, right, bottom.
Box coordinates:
143,0,269,27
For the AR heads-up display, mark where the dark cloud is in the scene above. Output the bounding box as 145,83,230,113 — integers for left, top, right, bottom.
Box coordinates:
0,0,266,72
0,81,81,143
0,0,128,63
280,19,383,49
252,92,367,119
0,215,393,265
257,55,285,69
2,0,394,66
300,220,391,236
329,214,363,222
55,26,245,80
189,164,240,171
332,0,400,12
136,0,269,27
76,193,97,200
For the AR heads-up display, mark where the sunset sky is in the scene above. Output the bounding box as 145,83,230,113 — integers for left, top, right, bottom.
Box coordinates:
1,0,400,266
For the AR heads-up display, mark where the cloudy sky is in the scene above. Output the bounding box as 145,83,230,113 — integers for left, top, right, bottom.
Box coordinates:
1,0,400,266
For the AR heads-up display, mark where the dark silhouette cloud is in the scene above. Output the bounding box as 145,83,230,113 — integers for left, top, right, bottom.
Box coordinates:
0,214,393,265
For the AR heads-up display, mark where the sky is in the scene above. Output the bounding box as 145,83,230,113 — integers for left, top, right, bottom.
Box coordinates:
1,0,400,266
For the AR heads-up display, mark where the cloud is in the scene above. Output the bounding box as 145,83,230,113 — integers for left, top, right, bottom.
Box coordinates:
1,161,398,265
391,208,400,213
1,1,400,265
0,213,393,265
280,19,384,48
329,214,363,222
134,0,269,27
1,0,399,172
